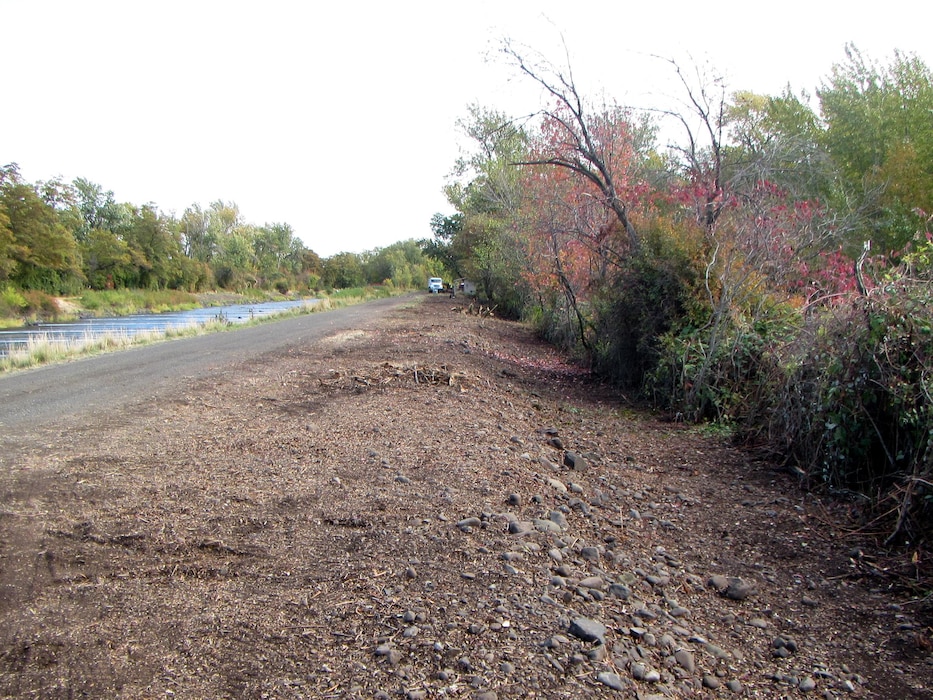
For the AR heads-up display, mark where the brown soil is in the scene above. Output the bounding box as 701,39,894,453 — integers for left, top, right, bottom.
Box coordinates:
1,296,931,699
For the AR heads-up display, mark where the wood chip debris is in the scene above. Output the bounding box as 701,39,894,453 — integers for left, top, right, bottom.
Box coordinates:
318,362,472,390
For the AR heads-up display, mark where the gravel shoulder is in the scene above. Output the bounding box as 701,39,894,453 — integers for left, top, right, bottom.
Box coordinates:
0,295,930,698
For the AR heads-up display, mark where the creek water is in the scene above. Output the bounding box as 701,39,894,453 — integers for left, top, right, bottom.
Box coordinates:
0,298,319,357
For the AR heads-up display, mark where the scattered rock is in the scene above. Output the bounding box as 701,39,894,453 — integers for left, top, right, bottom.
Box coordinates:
674,648,695,672
543,634,569,648
630,662,649,681
374,644,403,666
708,575,756,601
631,663,660,682
578,576,605,590
563,452,587,471
457,517,481,532
568,617,607,645
725,578,756,601
645,573,670,587
597,671,626,691
534,518,562,533
698,641,731,660
707,574,729,592
508,520,535,535
634,606,657,621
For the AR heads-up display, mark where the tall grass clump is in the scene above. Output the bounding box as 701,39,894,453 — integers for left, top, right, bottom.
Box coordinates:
1,329,157,371
79,289,200,316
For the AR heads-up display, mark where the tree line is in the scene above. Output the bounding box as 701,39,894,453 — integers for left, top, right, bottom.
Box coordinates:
427,43,933,544
0,163,439,299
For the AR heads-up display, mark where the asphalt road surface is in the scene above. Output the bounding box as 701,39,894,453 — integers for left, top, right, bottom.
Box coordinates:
0,295,413,437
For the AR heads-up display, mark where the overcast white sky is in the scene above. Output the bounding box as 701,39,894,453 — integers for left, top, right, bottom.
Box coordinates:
2,1,931,257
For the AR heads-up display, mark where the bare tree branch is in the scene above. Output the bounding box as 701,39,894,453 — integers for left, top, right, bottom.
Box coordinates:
500,39,641,253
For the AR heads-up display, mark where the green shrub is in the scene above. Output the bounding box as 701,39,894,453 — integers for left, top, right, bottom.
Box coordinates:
649,299,801,421
594,255,698,391
0,286,28,316
749,282,933,543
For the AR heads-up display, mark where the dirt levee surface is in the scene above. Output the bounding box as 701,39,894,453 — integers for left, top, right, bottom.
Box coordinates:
1,297,930,698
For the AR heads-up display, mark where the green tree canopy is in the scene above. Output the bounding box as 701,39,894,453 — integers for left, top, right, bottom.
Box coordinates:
321,251,364,289
818,45,933,252
0,165,83,293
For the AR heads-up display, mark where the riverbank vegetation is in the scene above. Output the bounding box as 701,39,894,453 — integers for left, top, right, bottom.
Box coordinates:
0,165,442,324
425,43,933,545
